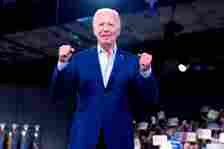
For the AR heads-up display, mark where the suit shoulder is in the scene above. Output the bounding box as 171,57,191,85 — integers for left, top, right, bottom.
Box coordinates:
71,48,95,60
120,50,138,61
75,48,95,56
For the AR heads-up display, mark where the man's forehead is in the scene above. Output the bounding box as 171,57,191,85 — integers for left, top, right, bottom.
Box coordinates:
96,11,116,19
93,8,121,30
94,13,119,25
95,8,119,17
94,8,120,23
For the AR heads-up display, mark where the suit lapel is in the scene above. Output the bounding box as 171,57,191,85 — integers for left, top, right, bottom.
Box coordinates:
93,48,105,89
106,49,125,89
94,48,125,90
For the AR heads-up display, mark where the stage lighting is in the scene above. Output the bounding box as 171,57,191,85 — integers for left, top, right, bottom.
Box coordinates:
178,64,188,72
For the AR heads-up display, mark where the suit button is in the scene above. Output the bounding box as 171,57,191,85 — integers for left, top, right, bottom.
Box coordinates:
104,88,111,94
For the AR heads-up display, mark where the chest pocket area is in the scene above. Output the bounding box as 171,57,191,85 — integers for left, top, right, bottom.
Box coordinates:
78,67,101,96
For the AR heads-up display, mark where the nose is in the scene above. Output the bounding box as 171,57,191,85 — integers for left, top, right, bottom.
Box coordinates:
102,24,110,32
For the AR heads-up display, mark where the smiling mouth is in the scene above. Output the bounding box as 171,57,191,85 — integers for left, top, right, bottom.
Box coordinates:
101,36,111,40
101,35,111,37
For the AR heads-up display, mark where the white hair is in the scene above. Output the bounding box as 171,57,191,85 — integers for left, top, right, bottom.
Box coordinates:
92,8,121,33
93,8,120,20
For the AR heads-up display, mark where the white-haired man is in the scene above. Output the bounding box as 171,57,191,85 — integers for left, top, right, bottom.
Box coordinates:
50,8,158,149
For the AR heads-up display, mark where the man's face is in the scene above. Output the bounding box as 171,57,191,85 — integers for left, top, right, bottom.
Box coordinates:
93,11,120,47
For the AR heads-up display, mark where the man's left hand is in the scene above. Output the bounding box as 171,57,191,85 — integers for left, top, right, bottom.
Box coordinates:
139,52,152,71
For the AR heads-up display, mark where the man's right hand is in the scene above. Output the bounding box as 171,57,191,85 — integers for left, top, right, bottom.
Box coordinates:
58,45,75,63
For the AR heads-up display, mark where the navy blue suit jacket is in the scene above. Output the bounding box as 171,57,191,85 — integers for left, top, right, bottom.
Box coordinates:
50,48,158,149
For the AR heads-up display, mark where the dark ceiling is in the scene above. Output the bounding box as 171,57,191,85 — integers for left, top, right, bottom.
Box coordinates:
0,0,224,86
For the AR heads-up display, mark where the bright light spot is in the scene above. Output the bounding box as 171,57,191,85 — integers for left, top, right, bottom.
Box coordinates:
9,132,12,137
178,64,187,72
34,132,39,138
21,130,26,136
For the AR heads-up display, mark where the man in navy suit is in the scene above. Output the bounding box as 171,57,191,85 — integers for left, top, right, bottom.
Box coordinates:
51,8,158,149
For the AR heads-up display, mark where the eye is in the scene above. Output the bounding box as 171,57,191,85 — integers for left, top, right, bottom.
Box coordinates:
99,23,104,26
108,23,114,26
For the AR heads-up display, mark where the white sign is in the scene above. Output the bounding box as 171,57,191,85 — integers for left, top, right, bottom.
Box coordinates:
186,132,197,142
160,141,172,149
197,129,211,140
219,132,224,143
157,111,165,120
206,143,224,149
153,135,168,146
137,122,148,130
134,138,141,149
151,116,157,125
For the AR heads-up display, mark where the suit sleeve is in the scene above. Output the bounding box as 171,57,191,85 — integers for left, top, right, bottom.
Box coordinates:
49,55,79,103
131,56,159,117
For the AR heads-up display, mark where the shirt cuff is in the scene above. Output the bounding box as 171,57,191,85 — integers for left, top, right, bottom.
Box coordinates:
140,65,152,78
57,61,69,71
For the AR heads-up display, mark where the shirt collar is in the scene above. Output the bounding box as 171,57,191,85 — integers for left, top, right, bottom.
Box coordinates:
97,44,117,55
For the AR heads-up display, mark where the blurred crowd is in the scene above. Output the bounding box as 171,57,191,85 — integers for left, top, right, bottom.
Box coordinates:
0,123,40,149
133,106,224,149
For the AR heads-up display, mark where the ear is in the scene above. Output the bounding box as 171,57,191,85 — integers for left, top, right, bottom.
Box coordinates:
93,30,97,37
116,21,121,37
116,26,121,37
92,23,98,37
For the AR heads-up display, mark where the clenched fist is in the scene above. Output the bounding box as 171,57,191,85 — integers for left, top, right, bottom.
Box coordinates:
58,45,75,63
139,52,152,71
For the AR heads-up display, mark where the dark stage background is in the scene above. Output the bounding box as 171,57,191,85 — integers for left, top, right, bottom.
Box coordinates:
0,29,224,149
0,0,224,148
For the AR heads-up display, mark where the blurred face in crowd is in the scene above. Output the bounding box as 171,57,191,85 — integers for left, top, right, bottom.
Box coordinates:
219,117,224,124
166,127,176,137
93,8,121,50
184,143,199,149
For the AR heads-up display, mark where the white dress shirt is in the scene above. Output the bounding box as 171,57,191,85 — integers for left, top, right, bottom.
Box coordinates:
97,44,117,87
